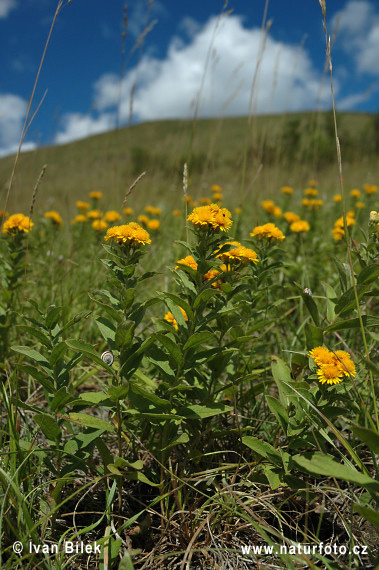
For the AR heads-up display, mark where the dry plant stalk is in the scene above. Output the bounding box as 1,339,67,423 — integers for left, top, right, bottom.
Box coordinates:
122,170,147,208
29,165,48,219
183,162,189,241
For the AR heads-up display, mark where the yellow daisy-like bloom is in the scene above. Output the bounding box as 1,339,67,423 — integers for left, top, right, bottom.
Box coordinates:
87,209,103,220
123,207,134,215
355,201,365,209
235,207,243,214
306,199,324,210
304,188,318,196
261,200,276,214
363,184,378,195
250,222,285,242
104,222,151,247
44,211,63,226
334,350,356,378
211,184,222,193
71,214,87,224
92,219,108,231
172,209,182,217
2,213,34,234
350,188,361,198
217,241,259,265
164,306,188,330
272,206,282,218
290,220,310,233
332,227,345,241
89,191,103,199
333,194,342,203
281,186,294,195
284,211,300,224
137,214,149,225
175,255,198,271
145,205,162,215
309,179,317,187
200,197,212,205
309,347,335,367
0,210,9,219
212,192,223,201
187,204,232,232
147,219,160,230
104,210,122,223
76,200,90,211
203,268,222,288
317,363,344,385
334,216,355,229
302,198,310,207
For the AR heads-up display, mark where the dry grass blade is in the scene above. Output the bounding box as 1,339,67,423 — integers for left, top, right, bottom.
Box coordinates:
122,170,147,207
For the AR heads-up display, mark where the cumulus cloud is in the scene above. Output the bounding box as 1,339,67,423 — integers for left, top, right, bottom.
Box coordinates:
55,112,114,145
333,0,379,75
0,0,17,18
0,93,36,157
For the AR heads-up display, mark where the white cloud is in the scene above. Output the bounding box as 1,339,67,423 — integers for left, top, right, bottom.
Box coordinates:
0,93,36,157
0,0,17,18
333,0,379,75
93,14,331,123
55,112,114,145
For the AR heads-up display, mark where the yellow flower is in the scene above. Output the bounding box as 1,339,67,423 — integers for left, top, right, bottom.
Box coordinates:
290,220,310,233
217,241,259,265
137,214,149,225
309,179,317,187
309,347,335,366
104,210,122,223
104,222,151,247
272,206,282,218
350,189,361,198
145,205,162,215
281,186,294,195
147,219,160,230
334,216,355,229
302,198,310,207
44,211,63,226
355,201,365,209
250,222,285,242
211,184,222,193
92,219,108,231
2,213,34,234
71,214,87,224
76,200,90,211
317,363,344,385
212,192,223,201
332,227,345,241
284,211,300,224
87,209,103,219
172,209,182,217
0,210,9,219
363,184,378,195
175,255,198,271
123,207,134,216
200,197,212,205
203,268,222,288
261,200,276,214
187,204,232,232
304,188,318,196
89,191,103,199
333,194,342,203
305,199,323,210
234,207,243,214
164,306,188,330
334,350,356,378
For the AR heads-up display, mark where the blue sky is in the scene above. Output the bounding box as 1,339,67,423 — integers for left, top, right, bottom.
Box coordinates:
1,0,378,156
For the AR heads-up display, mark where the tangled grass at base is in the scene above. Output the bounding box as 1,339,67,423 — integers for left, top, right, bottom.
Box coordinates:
0,181,379,569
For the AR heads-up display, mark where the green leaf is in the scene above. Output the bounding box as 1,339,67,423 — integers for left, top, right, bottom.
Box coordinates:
335,285,366,317
357,264,379,285
16,325,51,348
291,452,379,493
353,504,379,530
242,436,282,466
295,283,320,326
34,413,61,440
331,255,348,292
305,324,323,350
65,339,116,375
45,306,63,330
146,344,176,378
179,402,232,420
158,292,194,322
115,321,134,351
19,364,55,393
325,315,379,333
50,387,72,412
323,282,337,322
155,333,183,367
11,345,52,374
271,356,294,407
122,471,159,487
183,331,213,351
161,432,189,451
351,424,379,454
50,341,68,366
67,413,115,432
78,391,109,404
266,395,289,433
193,289,218,310
96,316,116,346
108,385,128,401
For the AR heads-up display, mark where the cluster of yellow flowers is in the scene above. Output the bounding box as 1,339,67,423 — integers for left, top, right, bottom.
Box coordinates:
250,222,285,242
301,198,323,210
332,211,355,241
290,220,310,233
363,184,378,195
309,346,356,385
137,214,161,231
2,213,34,235
187,203,232,232
44,211,63,226
281,186,294,195
216,241,259,265
261,200,282,218
104,222,151,246
164,306,188,330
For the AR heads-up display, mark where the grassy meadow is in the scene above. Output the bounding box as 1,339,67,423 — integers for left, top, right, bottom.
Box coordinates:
1,101,379,570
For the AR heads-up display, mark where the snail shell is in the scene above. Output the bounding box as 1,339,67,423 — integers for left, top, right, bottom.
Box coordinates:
101,351,114,366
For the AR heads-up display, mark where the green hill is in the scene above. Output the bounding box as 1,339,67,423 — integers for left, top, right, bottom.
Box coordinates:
1,111,377,216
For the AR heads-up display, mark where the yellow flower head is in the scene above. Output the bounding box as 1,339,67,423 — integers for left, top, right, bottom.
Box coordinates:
211,184,222,193
350,188,361,198
87,209,103,220
123,207,134,216
332,227,345,241
306,199,324,210
235,207,243,214
164,306,188,330
175,255,198,271
44,211,63,226
200,197,212,205
363,184,378,195
309,347,335,367
334,350,356,378
217,241,259,265
333,194,342,203
2,213,34,235
104,210,122,223
304,188,318,197
272,206,282,218
137,214,149,225
76,201,90,211
212,192,223,201
187,204,232,232
281,186,294,195
290,220,310,233
261,200,276,214
71,214,87,224
92,219,108,231
89,191,103,199
334,216,355,229
172,209,182,217
145,205,162,215
104,222,151,247
317,363,344,385
250,222,285,242
203,268,222,288
309,179,317,187
284,211,300,224
147,219,160,231
355,201,365,209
